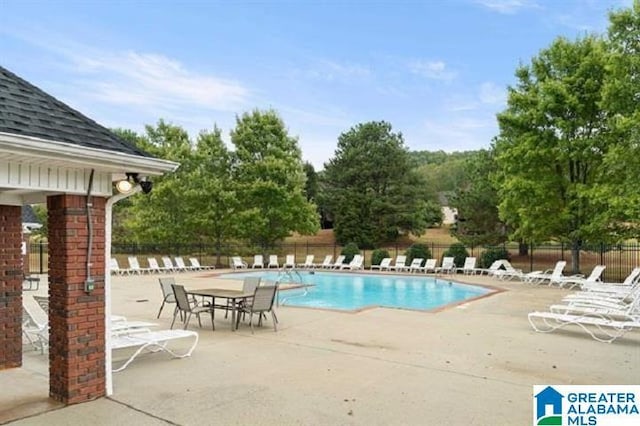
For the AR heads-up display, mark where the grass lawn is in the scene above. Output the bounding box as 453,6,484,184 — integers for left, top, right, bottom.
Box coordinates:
286,226,459,246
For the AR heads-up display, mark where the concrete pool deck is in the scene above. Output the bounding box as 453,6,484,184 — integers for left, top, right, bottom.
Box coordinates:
2,270,639,425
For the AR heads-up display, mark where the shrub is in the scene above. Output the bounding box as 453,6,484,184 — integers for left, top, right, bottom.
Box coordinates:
479,246,510,268
341,242,360,264
404,243,432,264
442,243,469,269
371,249,390,266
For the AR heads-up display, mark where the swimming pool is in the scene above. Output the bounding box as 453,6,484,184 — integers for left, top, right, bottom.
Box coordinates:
217,270,492,311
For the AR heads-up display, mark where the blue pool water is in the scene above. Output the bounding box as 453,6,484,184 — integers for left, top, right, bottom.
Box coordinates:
217,270,491,311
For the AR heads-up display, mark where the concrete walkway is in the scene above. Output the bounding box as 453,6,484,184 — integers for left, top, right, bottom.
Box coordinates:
2,270,639,425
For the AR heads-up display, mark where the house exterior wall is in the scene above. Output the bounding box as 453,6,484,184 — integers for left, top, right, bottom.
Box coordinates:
47,194,106,404
442,206,458,225
0,205,22,369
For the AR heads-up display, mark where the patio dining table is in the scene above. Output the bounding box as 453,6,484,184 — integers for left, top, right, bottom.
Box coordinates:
188,288,255,331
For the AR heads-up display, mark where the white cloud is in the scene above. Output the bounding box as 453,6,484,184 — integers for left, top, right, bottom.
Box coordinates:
1,25,250,112
70,51,249,111
474,0,539,14
442,82,505,113
478,82,507,105
412,116,498,151
408,60,458,81
299,58,371,83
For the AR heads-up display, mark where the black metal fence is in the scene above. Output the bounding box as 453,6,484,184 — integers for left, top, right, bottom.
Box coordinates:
28,241,640,282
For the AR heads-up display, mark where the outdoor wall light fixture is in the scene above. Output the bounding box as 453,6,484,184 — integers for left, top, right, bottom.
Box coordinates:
115,173,153,194
115,176,134,194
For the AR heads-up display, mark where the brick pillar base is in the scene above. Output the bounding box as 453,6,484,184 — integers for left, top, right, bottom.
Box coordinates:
0,205,23,370
47,194,106,404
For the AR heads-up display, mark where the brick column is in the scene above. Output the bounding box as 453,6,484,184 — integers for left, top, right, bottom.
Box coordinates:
47,194,106,404
0,205,23,370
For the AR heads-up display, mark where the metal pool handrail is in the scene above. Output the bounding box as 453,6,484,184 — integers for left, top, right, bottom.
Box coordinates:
278,284,314,307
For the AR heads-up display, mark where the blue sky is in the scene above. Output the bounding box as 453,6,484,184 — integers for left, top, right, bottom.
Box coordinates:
1,0,631,168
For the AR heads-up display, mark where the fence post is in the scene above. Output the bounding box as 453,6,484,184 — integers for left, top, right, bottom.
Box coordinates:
39,241,45,274
529,242,533,273
599,242,605,266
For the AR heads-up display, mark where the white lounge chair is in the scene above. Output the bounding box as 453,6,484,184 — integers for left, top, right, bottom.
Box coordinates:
341,254,364,270
174,257,191,272
562,281,640,305
283,255,296,269
128,256,150,275
231,256,248,270
581,267,640,292
435,257,455,274
147,257,165,273
527,310,640,343
22,305,48,353
162,256,178,273
267,255,279,269
524,260,566,285
317,255,333,269
370,257,392,271
483,260,506,276
408,258,424,273
252,255,264,268
24,306,154,355
550,293,639,318
111,329,199,372
422,258,437,273
389,255,407,272
298,255,315,269
456,257,478,274
493,260,524,280
110,258,128,275
29,296,155,355
189,257,214,271
556,265,606,289
331,255,346,269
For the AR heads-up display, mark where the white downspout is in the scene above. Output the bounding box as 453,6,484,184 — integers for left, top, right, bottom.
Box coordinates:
105,186,141,396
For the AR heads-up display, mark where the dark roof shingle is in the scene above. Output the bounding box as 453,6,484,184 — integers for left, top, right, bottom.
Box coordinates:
0,65,151,158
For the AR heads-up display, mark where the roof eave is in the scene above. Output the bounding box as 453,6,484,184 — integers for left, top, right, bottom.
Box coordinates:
0,132,180,175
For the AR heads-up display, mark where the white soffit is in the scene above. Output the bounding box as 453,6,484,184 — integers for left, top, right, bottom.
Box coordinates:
0,132,179,176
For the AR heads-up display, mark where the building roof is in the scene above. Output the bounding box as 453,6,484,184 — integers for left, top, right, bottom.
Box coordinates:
0,65,150,158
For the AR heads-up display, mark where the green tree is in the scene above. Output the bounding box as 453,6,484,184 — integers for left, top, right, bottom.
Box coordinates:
231,109,319,249
591,1,640,238
110,128,147,243
322,121,429,247
494,35,610,273
423,198,444,227
303,162,318,202
182,127,238,265
121,120,194,244
413,150,474,193
30,204,48,239
450,149,505,246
